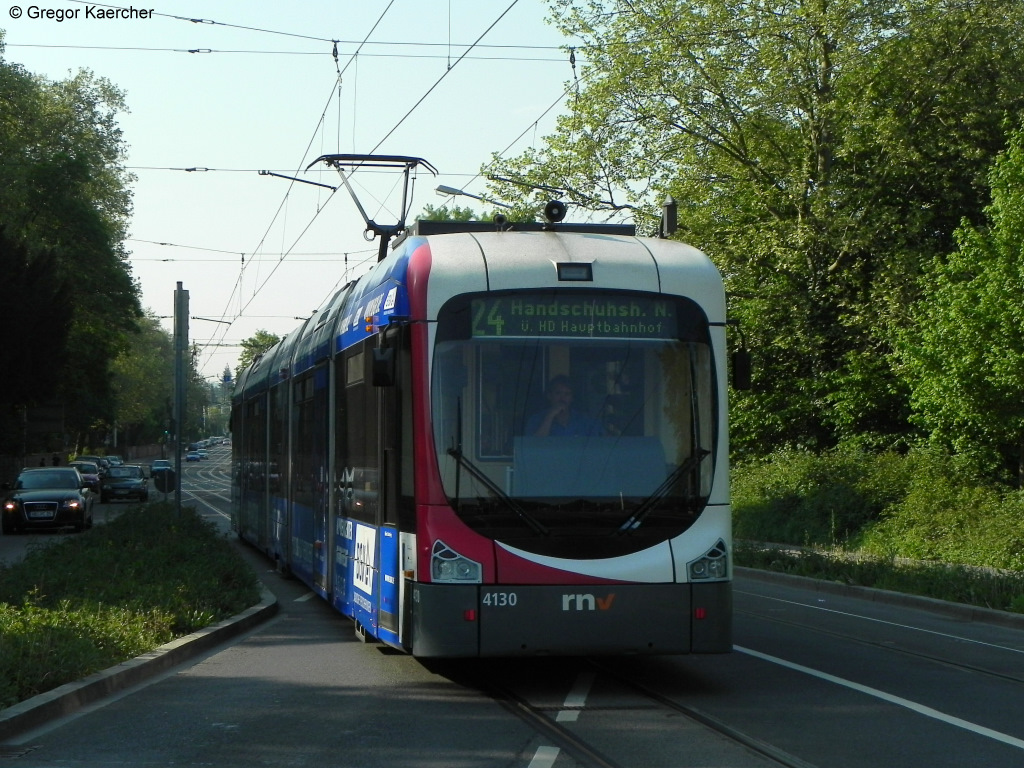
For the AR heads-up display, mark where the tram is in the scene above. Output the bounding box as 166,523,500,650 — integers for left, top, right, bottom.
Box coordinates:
231,181,740,657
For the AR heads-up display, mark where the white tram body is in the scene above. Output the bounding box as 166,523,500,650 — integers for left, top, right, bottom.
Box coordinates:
232,219,734,657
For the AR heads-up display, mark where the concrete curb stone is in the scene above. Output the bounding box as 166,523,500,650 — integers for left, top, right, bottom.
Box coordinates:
738,565,1024,630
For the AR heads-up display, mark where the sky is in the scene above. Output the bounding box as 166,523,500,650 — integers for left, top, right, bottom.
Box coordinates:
2,0,584,382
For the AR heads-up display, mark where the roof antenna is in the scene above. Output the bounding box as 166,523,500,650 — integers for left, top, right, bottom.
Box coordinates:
306,154,438,261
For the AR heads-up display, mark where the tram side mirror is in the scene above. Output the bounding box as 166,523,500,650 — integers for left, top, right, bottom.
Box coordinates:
373,347,396,387
731,350,752,390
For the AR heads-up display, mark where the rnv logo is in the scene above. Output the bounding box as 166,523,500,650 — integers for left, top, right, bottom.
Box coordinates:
562,593,616,611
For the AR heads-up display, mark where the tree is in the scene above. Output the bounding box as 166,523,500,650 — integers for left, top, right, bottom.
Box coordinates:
110,313,175,446
898,129,1024,482
418,202,480,222
0,228,73,405
488,0,1024,457
236,330,281,377
0,228,75,452
0,38,141,448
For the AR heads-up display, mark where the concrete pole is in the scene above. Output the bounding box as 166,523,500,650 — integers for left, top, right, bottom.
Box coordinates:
174,282,189,516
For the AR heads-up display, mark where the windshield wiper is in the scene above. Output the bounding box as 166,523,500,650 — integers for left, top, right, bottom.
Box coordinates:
447,448,549,535
616,449,710,533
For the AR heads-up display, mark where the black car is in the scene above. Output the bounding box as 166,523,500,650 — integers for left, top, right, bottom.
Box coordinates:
100,464,149,503
76,455,110,476
1,466,94,534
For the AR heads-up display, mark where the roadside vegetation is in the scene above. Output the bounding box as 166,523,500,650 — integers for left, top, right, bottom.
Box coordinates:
487,0,1024,618
732,446,1024,614
0,504,260,709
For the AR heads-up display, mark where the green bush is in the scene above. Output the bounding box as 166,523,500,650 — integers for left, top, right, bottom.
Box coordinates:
859,473,1024,571
731,446,913,546
0,504,260,708
732,445,1024,613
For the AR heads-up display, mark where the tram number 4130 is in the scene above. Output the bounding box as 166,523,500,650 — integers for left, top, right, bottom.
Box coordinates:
482,592,518,607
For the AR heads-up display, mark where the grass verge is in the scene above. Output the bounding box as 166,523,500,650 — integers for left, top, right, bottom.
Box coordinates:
736,542,1024,614
732,444,1024,614
0,503,260,709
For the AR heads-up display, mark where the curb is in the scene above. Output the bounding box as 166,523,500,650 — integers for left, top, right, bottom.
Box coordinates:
0,586,278,742
737,566,1024,630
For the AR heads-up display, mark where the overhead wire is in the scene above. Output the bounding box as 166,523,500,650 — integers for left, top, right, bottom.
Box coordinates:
215,0,528,346
194,1,401,371
6,43,567,62
89,0,582,375
44,0,581,52
369,0,522,154
203,16,582,375
311,0,528,253
455,51,594,196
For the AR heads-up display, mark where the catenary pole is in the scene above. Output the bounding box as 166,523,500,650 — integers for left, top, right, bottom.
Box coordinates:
173,282,189,516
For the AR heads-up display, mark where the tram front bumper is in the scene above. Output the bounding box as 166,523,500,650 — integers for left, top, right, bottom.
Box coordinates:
409,581,732,657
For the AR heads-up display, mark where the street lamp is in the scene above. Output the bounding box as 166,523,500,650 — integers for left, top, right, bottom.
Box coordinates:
435,184,512,209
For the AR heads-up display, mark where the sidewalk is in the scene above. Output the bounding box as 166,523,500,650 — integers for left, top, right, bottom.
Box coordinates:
0,587,278,742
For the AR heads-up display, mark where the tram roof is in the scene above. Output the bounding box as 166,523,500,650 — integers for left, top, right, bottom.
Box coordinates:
396,219,636,242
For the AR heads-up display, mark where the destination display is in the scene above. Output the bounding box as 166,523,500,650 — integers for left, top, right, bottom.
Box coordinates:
470,294,679,339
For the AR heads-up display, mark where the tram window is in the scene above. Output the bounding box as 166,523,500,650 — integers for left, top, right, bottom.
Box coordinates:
432,290,718,510
342,345,379,524
470,341,652,459
434,336,716,498
475,343,540,458
346,350,364,385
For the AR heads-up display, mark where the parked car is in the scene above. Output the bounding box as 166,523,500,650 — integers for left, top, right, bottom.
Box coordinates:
1,466,94,534
151,459,172,472
68,460,102,495
100,464,149,503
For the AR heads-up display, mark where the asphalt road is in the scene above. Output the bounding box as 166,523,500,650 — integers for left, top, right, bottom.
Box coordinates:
2,450,1023,767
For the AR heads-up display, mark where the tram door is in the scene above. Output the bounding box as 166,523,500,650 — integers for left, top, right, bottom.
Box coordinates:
374,327,405,638
311,367,330,593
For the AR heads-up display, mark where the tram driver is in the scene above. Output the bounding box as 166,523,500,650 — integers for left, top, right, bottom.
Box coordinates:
525,376,605,437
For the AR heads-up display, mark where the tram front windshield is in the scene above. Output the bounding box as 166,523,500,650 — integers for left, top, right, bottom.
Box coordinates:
431,290,717,556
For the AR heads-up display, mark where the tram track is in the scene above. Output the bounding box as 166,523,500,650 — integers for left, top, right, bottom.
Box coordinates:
584,659,820,768
455,658,819,768
484,681,626,768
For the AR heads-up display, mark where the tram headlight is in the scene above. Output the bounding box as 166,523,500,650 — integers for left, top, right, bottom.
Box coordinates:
687,539,729,581
431,539,482,583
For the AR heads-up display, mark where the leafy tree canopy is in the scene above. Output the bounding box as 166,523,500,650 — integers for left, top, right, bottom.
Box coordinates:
237,330,282,378
487,0,1024,457
418,202,480,222
111,313,174,444
898,128,1024,481
0,38,141,446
